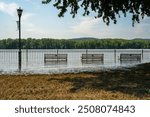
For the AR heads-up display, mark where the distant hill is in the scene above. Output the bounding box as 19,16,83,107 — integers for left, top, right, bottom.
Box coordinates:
71,37,150,41
71,37,98,40
133,38,150,40
71,37,129,41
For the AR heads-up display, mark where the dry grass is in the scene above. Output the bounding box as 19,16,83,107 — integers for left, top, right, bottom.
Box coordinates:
0,63,150,100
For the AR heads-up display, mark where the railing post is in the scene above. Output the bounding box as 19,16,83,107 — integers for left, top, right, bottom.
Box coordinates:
114,49,116,64
57,49,58,63
86,49,88,63
26,49,28,67
142,49,144,60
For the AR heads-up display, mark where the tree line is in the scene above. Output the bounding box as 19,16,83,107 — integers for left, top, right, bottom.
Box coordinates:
0,38,150,49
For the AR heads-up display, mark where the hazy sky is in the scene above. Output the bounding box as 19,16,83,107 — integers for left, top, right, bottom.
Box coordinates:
0,0,150,39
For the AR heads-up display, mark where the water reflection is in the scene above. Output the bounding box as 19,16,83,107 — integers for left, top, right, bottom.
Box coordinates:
120,60,141,65
44,60,67,66
81,60,104,65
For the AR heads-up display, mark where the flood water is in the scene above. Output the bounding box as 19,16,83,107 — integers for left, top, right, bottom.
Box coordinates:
0,49,150,74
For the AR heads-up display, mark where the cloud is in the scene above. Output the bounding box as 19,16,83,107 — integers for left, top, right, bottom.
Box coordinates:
70,17,101,35
0,2,18,16
0,1,34,22
133,17,150,37
22,13,34,21
0,1,46,39
21,12,36,32
70,16,150,39
21,13,42,36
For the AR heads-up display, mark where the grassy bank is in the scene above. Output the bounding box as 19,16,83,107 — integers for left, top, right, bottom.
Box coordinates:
0,63,150,100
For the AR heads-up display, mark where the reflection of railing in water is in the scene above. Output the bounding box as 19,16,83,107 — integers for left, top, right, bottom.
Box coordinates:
82,60,104,65
44,61,67,66
120,60,141,65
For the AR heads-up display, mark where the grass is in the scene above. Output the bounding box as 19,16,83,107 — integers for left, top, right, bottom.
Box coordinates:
0,63,150,100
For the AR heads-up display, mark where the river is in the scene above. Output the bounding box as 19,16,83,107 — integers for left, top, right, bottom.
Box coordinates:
0,49,150,74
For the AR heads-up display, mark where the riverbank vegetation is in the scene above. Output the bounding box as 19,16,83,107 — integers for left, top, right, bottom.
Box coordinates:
0,38,150,49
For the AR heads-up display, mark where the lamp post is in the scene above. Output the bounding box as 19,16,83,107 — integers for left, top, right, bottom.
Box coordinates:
17,7,23,72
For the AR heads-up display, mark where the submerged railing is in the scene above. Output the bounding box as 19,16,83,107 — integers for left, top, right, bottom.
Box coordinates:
0,49,149,72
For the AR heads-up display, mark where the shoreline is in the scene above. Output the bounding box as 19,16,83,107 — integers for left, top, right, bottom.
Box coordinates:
0,63,140,75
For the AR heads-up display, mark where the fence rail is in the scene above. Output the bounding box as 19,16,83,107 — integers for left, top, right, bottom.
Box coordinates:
0,49,149,72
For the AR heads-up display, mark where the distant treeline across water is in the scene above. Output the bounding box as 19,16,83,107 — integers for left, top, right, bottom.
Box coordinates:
0,38,150,49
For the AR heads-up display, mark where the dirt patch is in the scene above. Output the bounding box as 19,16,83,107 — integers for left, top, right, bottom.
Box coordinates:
0,63,150,100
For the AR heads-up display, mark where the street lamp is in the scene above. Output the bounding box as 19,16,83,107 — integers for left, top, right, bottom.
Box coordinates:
17,7,23,72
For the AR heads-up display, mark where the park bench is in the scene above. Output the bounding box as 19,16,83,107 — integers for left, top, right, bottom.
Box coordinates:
81,54,104,64
81,54,104,61
120,54,141,61
120,54,141,64
44,54,67,62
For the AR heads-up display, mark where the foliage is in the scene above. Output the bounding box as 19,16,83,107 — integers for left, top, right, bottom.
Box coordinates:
0,38,150,49
42,0,150,26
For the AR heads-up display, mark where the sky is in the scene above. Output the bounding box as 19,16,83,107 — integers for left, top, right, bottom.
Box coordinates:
0,0,150,39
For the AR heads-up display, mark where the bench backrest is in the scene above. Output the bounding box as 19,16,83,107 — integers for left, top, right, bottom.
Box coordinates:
81,54,104,60
120,54,141,61
44,54,67,60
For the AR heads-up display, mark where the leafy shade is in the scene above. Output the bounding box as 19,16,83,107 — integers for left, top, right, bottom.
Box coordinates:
42,0,150,26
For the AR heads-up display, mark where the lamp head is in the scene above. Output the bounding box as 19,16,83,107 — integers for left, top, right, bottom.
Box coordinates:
17,7,23,17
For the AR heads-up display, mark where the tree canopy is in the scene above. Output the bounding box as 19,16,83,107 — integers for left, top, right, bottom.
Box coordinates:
42,0,150,26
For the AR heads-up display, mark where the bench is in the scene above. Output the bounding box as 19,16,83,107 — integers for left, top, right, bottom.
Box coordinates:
120,54,141,61
81,54,104,61
81,54,104,64
44,54,67,62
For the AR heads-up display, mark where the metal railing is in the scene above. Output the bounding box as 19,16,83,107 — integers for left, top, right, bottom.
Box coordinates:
0,49,149,72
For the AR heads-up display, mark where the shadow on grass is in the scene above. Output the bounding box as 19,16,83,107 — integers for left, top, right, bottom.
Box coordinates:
48,63,150,98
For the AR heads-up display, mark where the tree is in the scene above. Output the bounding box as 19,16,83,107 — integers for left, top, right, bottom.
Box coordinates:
42,0,150,26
